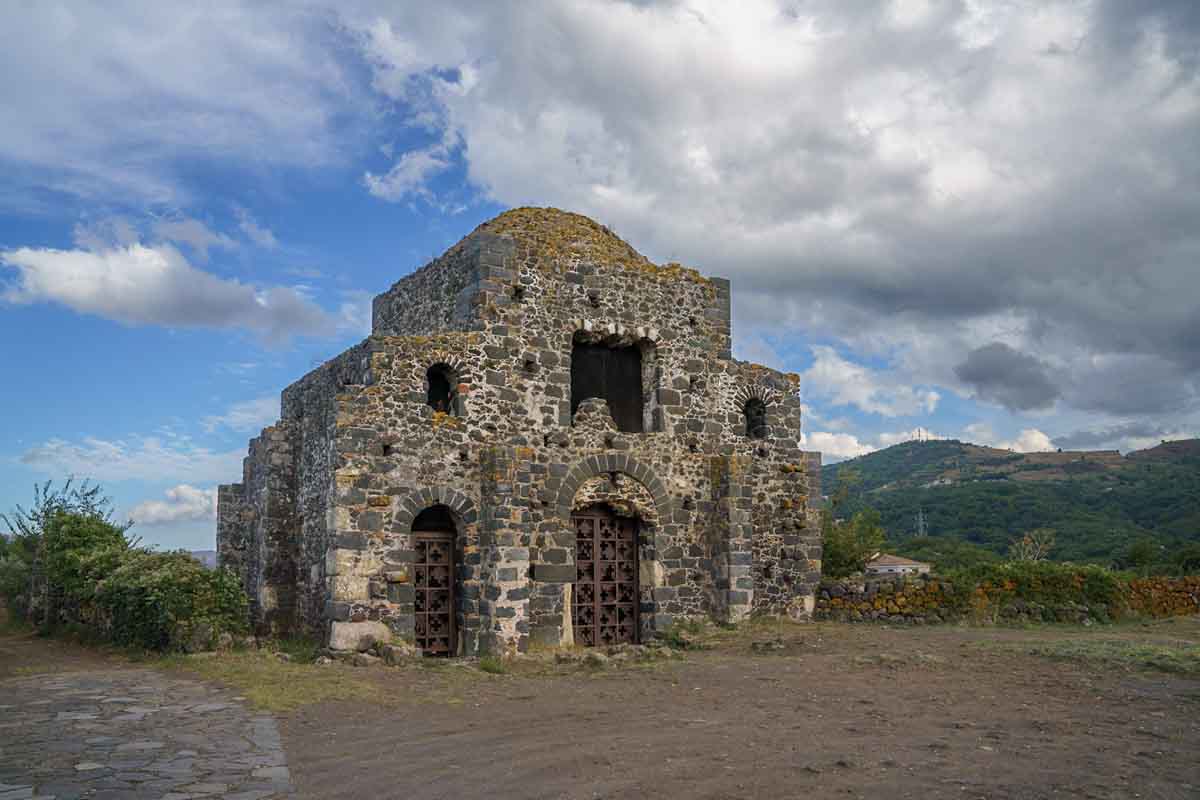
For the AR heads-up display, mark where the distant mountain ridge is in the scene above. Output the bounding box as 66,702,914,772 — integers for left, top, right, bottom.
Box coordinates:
822,438,1200,564
824,438,1199,494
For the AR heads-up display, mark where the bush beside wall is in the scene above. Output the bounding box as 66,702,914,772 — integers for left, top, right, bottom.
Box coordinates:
2,509,248,651
817,564,1200,625
95,550,249,651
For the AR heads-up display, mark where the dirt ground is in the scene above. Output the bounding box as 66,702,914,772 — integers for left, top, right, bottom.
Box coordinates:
280,619,1200,800
4,616,1199,799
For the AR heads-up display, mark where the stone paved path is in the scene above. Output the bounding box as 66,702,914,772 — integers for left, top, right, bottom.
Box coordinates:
0,668,291,799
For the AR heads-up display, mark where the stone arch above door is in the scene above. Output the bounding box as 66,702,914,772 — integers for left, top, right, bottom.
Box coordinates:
389,486,478,533
571,473,659,526
554,454,671,524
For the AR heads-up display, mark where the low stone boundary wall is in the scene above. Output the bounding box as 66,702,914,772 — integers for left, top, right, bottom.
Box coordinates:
816,573,1200,625
815,575,956,624
1126,576,1200,617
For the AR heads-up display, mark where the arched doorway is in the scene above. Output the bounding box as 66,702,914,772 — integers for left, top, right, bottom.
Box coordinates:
572,504,639,646
413,505,456,656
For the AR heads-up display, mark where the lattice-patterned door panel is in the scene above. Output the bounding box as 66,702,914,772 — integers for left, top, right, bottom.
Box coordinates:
414,531,456,656
572,508,638,646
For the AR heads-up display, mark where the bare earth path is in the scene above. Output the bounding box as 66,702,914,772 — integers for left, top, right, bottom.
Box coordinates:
281,622,1200,800
3,620,1198,800
0,632,291,799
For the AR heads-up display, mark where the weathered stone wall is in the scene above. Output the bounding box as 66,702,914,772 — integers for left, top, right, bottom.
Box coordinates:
371,233,502,337
816,576,957,624
218,207,822,653
1125,576,1200,618
235,424,299,635
279,341,373,632
216,484,248,588
817,574,1200,625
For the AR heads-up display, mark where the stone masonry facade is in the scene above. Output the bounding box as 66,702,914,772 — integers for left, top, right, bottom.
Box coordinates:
217,208,822,655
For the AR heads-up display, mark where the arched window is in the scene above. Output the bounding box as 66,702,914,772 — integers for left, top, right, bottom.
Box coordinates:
426,363,458,415
744,397,768,439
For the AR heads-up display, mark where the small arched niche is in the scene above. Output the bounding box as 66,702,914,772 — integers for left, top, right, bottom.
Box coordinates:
744,397,768,440
426,363,460,416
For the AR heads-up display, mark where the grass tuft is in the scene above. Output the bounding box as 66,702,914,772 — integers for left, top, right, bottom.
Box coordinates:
478,655,508,675
1025,638,1200,676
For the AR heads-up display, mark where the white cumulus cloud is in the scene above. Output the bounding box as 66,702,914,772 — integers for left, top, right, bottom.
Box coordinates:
19,436,243,484
803,431,876,462
800,346,940,417
202,395,280,434
964,423,1055,453
1,240,335,342
130,484,218,526
150,217,236,262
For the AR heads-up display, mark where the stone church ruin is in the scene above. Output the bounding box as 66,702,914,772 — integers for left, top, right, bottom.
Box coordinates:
217,208,822,655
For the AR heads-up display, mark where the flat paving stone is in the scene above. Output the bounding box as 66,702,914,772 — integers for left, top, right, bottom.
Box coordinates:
0,668,292,798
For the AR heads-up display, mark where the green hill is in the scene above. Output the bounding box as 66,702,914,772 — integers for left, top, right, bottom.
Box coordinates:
822,439,1200,566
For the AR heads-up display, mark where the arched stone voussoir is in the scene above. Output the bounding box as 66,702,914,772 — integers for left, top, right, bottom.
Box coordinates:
554,454,672,523
389,486,479,532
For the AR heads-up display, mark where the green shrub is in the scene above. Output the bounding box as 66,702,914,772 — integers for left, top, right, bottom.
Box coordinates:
43,511,131,607
659,618,710,650
95,550,249,651
1,479,131,624
943,561,1125,617
0,552,32,619
478,655,508,674
822,508,886,578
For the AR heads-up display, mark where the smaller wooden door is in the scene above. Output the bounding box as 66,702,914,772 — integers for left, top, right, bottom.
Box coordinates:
572,506,639,646
413,530,456,656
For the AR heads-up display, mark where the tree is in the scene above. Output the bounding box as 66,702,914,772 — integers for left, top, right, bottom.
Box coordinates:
831,468,862,511
0,479,131,625
896,536,999,572
1173,543,1200,575
1121,538,1160,573
1009,528,1056,562
823,507,886,578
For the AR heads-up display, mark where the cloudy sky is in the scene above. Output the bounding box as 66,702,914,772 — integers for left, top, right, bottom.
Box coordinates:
1,1,1197,549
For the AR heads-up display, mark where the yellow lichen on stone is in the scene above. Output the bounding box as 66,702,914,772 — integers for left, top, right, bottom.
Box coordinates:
431,411,464,429
478,207,710,284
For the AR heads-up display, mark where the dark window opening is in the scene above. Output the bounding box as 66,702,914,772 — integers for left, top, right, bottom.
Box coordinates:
571,341,644,432
412,504,456,533
426,363,458,415
745,398,768,439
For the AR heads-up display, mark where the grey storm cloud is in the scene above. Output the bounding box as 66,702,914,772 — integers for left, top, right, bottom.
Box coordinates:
2,1,1199,420
954,343,1061,412
1053,422,1183,451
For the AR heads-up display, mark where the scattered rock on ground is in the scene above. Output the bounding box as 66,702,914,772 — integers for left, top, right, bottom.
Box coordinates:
328,620,392,653
583,651,609,668
379,643,419,665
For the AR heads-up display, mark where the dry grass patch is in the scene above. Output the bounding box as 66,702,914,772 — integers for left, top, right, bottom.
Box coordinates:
982,615,1200,676
161,650,394,712
1023,638,1200,676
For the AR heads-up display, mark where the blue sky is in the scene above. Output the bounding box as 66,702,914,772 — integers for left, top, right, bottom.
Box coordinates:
2,2,1197,550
